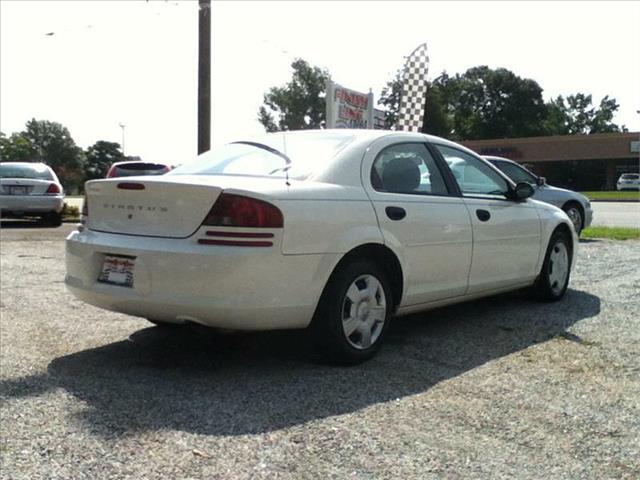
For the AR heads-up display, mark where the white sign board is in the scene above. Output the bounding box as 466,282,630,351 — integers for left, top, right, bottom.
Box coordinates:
630,140,640,153
326,81,374,129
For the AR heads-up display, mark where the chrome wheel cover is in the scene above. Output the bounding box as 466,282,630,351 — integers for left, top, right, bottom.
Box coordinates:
565,207,582,234
548,242,569,296
341,274,387,350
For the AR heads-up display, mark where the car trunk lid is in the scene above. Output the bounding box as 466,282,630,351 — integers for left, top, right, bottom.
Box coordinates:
85,177,222,238
0,178,58,195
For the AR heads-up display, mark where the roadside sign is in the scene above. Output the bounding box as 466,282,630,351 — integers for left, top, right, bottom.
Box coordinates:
325,81,374,129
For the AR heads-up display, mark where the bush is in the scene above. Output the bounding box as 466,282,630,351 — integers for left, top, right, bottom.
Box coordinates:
61,203,80,220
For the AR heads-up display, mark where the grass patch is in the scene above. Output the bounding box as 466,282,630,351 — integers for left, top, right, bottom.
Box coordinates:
61,203,80,222
581,191,639,201
582,226,640,241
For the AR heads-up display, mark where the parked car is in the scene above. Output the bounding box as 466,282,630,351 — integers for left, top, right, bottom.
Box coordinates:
106,161,172,178
66,130,577,364
485,156,592,235
616,173,640,191
0,162,64,226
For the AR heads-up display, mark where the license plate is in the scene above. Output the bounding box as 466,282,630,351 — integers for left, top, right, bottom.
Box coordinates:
98,255,135,287
7,186,29,195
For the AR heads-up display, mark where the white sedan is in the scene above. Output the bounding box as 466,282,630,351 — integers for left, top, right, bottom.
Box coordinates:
1,162,65,226
66,130,577,364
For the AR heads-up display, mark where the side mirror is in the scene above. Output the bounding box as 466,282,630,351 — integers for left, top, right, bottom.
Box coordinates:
510,182,535,201
536,177,546,187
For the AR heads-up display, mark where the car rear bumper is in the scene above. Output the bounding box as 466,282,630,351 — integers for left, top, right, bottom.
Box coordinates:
0,195,64,215
65,228,337,330
617,183,640,191
584,204,593,229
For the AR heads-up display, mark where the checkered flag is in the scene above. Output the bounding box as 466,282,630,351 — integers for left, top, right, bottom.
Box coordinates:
397,43,430,132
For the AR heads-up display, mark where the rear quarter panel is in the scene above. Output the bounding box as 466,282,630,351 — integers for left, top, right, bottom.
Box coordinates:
277,185,383,255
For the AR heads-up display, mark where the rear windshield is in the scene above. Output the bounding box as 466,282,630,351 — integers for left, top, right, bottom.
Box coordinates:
169,132,355,180
113,163,168,177
621,173,639,179
0,164,54,180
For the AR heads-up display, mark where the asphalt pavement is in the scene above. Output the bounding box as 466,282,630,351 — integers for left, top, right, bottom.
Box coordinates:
590,201,640,228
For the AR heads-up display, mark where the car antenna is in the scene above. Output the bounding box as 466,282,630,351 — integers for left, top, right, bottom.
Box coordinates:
282,131,290,186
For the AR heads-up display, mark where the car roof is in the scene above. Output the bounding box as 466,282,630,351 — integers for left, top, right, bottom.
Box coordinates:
251,129,482,159
0,162,50,167
483,155,518,164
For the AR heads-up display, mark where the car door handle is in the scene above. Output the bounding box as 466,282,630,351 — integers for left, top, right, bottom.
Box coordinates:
385,206,406,221
476,209,491,222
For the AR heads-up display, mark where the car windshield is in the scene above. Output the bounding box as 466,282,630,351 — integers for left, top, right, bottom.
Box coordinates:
0,164,54,180
492,161,537,184
621,174,639,179
169,132,355,180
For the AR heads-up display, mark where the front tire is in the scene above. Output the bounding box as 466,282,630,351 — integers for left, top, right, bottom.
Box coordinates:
532,230,572,302
562,202,583,236
311,260,392,365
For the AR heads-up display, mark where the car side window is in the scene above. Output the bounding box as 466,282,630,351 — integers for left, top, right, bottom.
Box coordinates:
371,143,449,196
436,146,509,197
494,161,537,185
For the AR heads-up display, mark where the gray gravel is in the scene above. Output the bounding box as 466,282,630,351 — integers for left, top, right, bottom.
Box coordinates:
1,225,639,479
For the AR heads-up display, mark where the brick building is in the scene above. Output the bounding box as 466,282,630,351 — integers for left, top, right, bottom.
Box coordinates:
462,132,640,191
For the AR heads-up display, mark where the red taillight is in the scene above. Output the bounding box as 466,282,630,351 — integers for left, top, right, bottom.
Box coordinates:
202,193,283,228
46,183,61,194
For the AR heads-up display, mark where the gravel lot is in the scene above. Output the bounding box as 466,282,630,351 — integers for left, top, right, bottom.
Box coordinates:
1,224,639,479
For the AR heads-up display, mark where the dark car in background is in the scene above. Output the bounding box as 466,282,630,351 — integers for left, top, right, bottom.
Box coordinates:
485,156,593,235
106,161,173,178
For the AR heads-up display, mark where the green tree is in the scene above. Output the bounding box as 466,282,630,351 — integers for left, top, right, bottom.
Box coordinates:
445,66,548,140
381,65,627,140
544,94,627,135
22,119,85,190
421,73,453,138
258,58,330,132
378,70,402,130
0,131,37,162
85,140,124,180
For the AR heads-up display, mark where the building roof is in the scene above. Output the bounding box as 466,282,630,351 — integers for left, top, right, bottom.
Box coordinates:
461,131,640,163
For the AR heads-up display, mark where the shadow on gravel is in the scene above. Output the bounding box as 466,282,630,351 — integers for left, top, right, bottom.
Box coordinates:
0,220,62,229
2,289,600,437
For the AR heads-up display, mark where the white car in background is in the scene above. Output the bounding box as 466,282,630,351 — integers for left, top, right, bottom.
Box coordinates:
485,156,593,235
616,173,640,191
66,130,577,364
0,162,65,226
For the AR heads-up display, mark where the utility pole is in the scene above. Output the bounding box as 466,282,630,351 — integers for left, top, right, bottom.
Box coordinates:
119,123,126,156
198,0,211,154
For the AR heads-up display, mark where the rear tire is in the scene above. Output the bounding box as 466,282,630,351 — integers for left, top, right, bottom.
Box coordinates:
310,260,392,365
532,230,572,302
